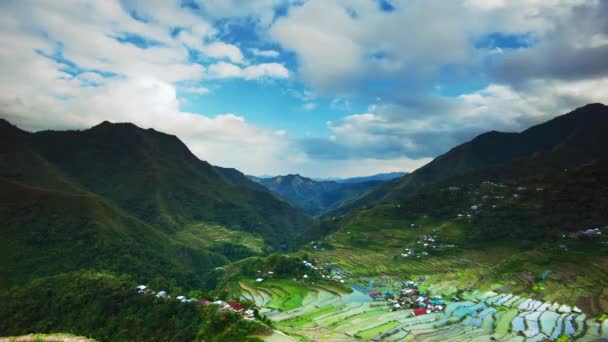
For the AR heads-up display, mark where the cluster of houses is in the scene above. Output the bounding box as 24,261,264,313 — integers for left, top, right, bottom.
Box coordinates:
581,228,602,236
565,227,605,240
198,299,256,320
252,261,348,285
255,271,274,283
302,260,347,283
400,232,456,259
368,277,446,316
135,285,255,320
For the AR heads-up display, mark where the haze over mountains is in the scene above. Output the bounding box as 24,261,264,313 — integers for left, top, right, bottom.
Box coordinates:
249,174,387,216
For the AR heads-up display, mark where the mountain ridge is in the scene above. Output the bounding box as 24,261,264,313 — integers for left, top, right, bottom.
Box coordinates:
324,103,608,216
249,173,385,216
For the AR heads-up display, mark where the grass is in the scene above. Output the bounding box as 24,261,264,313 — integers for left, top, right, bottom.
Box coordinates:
355,321,401,339
0,334,97,342
241,279,309,311
276,305,346,329
176,222,265,254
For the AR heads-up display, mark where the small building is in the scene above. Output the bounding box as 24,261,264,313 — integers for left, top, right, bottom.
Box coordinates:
136,285,147,293
256,278,264,283
413,308,427,316
229,301,243,313
156,291,168,299
244,309,255,318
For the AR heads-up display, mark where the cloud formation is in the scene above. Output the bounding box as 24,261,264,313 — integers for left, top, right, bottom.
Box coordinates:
1,0,607,178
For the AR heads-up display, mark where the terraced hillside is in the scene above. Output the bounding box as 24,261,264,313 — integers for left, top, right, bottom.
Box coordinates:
241,279,608,341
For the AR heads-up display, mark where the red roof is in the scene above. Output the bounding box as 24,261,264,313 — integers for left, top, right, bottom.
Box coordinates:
229,301,243,312
413,308,427,316
369,291,380,296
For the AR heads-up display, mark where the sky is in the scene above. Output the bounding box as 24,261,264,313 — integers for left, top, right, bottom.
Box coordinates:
1,0,607,178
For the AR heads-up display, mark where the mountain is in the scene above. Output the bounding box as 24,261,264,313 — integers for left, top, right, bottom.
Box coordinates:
22,120,311,246
0,119,313,290
249,174,383,216
326,103,608,215
335,172,407,183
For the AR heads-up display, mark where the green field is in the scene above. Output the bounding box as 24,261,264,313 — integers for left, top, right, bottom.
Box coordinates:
176,222,266,254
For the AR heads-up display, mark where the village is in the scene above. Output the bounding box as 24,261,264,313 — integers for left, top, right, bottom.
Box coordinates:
368,277,447,316
134,285,257,320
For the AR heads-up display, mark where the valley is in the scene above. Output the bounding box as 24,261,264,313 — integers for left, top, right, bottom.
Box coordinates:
2,104,608,341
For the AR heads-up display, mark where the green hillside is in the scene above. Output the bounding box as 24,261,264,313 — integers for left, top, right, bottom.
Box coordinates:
326,103,608,216
0,178,227,291
23,121,312,248
0,271,266,341
0,118,314,292
251,174,382,216
302,160,608,312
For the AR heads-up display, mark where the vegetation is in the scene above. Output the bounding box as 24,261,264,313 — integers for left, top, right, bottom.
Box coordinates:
1,118,312,251
0,178,226,291
0,271,267,342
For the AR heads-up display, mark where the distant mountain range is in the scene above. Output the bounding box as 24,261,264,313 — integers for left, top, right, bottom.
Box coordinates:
325,103,608,216
312,172,407,183
0,119,311,290
248,174,388,216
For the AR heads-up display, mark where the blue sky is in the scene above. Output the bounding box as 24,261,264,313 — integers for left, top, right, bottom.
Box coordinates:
1,0,607,177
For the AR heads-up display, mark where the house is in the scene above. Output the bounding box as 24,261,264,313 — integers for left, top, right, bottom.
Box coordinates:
369,291,384,300
229,301,244,313
244,309,255,318
268,271,274,276
136,285,147,293
413,308,427,316
303,274,308,279
256,278,264,283
156,291,168,299
176,295,188,303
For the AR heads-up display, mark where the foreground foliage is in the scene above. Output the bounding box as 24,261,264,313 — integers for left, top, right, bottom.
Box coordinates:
0,271,266,342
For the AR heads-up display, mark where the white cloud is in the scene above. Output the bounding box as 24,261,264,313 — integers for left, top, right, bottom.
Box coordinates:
242,63,289,79
207,62,289,80
201,41,244,64
180,86,210,95
270,0,598,94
